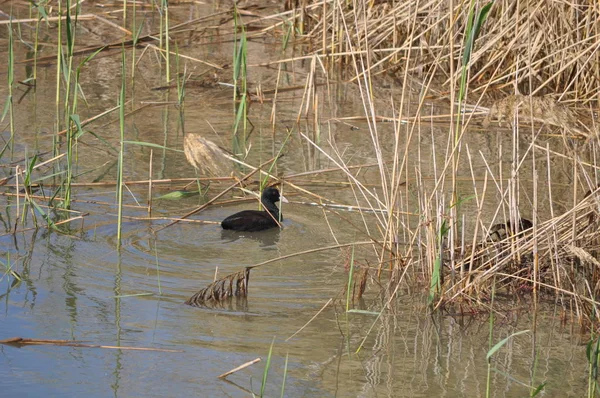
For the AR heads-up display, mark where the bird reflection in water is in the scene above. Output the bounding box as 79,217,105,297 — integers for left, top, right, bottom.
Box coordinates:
220,228,281,247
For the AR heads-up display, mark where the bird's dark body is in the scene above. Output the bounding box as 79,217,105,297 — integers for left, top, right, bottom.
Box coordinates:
221,187,284,232
221,210,281,231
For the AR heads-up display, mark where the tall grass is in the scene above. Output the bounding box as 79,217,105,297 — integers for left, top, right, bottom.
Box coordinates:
259,338,275,397
130,0,140,79
444,1,493,290
2,252,22,284
175,44,186,109
153,239,162,295
3,19,15,155
345,245,356,312
53,0,63,163
280,353,289,398
59,0,85,209
587,334,600,397
158,0,171,82
486,328,537,396
31,0,50,86
232,5,249,158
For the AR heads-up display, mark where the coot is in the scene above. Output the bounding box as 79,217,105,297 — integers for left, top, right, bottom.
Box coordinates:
221,187,287,232
488,217,533,241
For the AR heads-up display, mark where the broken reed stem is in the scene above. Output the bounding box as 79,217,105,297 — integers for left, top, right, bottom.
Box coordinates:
0,337,182,352
285,298,333,341
218,358,261,379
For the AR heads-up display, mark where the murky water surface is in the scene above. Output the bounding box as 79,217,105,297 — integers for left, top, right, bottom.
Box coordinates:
0,2,592,397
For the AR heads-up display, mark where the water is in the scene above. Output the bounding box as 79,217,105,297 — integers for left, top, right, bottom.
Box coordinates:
0,1,594,397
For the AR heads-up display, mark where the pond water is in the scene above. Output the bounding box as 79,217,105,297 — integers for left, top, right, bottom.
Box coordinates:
0,1,594,397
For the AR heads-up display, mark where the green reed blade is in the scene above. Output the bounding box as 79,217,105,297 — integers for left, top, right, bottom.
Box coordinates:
429,219,449,304
153,239,162,295
462,2,493,68
116,48,126,248
487,330,530,361
260,337,276,397
156,191,199,200
5,19,15,151
162,0,170,82
30,197,56,230
280,353,288,398
345,245,355,312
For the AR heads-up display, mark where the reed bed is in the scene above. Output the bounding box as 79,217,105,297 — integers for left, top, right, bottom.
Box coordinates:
298,0,600,102
285,1,600,329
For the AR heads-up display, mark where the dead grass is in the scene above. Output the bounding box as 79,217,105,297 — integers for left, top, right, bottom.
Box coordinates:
300,0,600,102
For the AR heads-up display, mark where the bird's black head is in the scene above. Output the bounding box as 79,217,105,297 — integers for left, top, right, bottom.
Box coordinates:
261,187,281,204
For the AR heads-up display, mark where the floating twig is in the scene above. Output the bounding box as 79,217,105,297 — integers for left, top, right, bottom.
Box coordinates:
218,358,261,379
0,337,182,352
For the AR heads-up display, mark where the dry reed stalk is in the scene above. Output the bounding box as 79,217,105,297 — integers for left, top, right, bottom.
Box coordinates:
0,14,97,25
0,213,87,238
286,298,333,341
217,358,261,379
9,177,235,188
17,9,232,65
2,192,143,210
185,268,251,307
119,216,220,224
142,43,223,69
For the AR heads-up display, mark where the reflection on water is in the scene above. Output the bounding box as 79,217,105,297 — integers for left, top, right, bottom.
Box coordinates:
190,295,250,313
220,228,281,247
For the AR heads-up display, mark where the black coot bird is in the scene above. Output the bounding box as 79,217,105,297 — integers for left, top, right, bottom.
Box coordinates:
488,217,533,242
221,187,287,232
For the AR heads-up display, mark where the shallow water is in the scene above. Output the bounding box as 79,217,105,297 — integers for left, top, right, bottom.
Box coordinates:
0,1,593,397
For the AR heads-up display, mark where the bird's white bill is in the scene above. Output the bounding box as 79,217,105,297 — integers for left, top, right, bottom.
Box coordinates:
280,195,289,203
